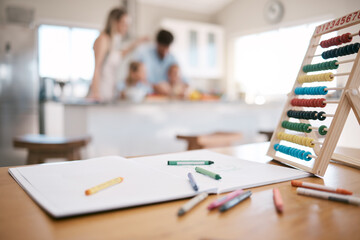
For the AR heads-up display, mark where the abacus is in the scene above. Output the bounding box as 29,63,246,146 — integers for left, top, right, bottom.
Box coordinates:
267,10,360,176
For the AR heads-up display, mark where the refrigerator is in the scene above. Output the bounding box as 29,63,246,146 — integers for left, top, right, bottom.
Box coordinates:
0,24,39,167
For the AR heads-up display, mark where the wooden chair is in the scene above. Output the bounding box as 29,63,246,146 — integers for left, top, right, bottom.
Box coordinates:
13,134,91,165
176,132,243,150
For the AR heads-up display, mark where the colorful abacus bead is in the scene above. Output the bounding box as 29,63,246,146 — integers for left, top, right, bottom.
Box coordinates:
318,125,328,135
274,143,312,161
322,43,360,59
297,73,334,83
317,111,326,121
303,60,338,73
282,120,312,133
277,132,315,148
291,98,326,108
287,110,328,121
294,86,328,95
319,33,353,48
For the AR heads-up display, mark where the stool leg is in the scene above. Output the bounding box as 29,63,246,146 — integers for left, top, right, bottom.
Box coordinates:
74,150,81,160
27,151,40,165
66,149,81,161
66,151,75,161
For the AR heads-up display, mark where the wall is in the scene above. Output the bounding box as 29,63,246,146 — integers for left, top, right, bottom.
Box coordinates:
136,2,214,37
215,0,360,94
214,0,360,148
216,0,360,36
0,0,121,28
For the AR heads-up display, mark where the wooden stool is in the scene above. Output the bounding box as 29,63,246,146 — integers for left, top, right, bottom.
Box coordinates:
176,132,243,150
258,131,273,141
13,134,91,165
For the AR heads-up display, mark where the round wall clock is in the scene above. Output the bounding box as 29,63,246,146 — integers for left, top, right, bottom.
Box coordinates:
264,0,284,24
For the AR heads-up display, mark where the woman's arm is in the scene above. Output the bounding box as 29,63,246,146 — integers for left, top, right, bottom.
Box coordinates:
88,34,110,101
121,36,149,57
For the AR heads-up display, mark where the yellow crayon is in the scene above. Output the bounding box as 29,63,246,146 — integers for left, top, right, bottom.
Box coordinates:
85,177,123,196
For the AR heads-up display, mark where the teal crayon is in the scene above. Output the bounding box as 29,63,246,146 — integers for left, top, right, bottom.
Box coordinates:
195,167,221,180
168,160,214,166
219,191,252,212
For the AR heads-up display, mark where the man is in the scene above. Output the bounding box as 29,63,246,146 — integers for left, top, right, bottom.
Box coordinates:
134,29,187,94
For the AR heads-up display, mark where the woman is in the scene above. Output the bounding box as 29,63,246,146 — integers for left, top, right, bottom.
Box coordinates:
88,8,147,102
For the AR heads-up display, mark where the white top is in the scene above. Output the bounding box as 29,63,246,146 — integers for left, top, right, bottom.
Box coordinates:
99,34,122,102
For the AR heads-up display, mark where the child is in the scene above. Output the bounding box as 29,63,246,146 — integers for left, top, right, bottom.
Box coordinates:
167,64,188,99
122,62,151,102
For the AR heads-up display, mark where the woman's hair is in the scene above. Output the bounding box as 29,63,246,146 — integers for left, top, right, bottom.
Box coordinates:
126,62,142,86
104,8,127,37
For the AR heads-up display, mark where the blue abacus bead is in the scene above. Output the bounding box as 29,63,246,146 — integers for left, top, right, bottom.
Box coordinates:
303,151,312,161
313,87,318,95
321,86,328,95
274,143,280,151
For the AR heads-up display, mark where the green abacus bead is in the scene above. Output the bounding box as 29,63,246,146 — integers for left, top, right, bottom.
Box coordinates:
318,125,327,135
304,124,312,133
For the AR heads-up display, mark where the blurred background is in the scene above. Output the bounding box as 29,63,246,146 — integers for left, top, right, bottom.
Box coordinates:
1,0,360,167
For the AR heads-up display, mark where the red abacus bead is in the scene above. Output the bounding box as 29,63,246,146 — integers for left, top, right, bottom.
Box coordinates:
313,99,319,107
326,40,331,48
325,40,330,48
317,99,323,107
345,33,352,43
335,36,342,45
291,99,296,106
341,33,348,43
315,99,320,107
320,41,326,48
321,98,326,107
311,99,317,107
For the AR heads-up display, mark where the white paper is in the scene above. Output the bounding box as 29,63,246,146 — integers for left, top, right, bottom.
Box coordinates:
133,150,311,193
9,156,197,218
9,150,310,218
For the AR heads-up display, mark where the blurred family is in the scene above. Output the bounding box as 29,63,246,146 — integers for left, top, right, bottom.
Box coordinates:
88,7,188,102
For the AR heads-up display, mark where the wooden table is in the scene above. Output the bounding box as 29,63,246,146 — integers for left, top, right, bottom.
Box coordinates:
1,142,359,240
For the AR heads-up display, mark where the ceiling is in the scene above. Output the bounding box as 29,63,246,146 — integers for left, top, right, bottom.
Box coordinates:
137,0,234,15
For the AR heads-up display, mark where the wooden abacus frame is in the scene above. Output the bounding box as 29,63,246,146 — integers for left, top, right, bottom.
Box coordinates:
267,10,360,177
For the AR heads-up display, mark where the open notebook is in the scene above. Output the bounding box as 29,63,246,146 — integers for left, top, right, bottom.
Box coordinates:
9,150,310,218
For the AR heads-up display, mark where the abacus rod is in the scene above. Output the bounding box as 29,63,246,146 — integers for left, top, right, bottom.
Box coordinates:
323,114,334,117
308,154,317,159
325,87,344,91
309,54,322,58
332,72,351,77
308,126,328,131
335,59,355,65
312,141,323,145
324,100,339,104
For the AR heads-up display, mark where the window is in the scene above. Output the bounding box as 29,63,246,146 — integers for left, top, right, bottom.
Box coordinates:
207,33,216,68
189,30,198,67
38,25,99,81
234,21,336,103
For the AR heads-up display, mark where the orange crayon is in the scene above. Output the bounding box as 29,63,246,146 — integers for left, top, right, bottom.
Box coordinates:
291,180,352,195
